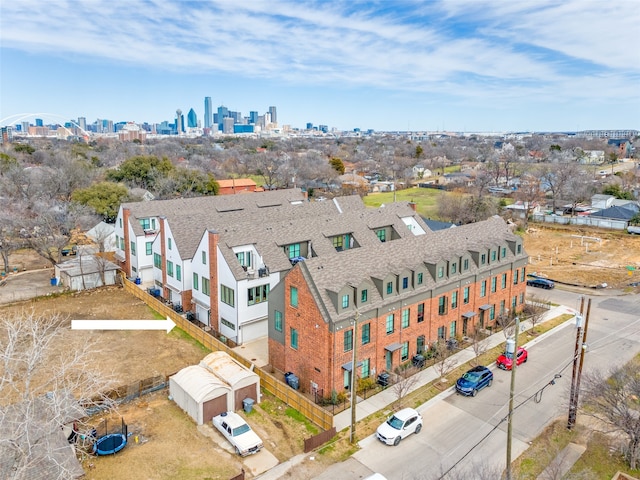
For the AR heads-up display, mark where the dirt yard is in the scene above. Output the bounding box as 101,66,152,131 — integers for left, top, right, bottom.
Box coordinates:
523,225,640,290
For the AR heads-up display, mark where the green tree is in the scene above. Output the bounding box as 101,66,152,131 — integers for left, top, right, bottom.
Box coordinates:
329,157,345,175
163,168,219,197
602,183,633,200
106,155,174,190
0,153,18,173
415,145,424,159
71,182,131,222
13,143,35,155
549,144,561,152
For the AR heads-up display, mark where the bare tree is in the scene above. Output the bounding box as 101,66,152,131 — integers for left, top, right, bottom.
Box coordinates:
0,310,115,480
392,364,420,409
432,341,458,382
581,362,640,469
522,297,548,334
470,329,490,365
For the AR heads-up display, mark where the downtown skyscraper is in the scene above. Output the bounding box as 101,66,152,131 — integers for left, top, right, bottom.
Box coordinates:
204,96,212,129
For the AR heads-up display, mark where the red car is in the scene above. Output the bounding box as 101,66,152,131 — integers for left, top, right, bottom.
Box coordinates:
496,347,528,370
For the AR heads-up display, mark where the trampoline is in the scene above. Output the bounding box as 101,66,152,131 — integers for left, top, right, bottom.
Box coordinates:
92,433,127,456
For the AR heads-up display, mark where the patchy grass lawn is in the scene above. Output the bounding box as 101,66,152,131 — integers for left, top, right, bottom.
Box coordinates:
363,187,443,218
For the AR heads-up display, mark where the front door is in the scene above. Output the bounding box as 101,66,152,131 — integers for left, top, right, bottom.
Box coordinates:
343,369,350,389
417,335,425,354
385,350,392,371
463,318,468,336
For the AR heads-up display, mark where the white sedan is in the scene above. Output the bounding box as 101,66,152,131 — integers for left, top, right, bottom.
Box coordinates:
212,411,263,456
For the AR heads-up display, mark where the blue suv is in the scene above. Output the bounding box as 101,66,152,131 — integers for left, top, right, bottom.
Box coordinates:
455,366,493,397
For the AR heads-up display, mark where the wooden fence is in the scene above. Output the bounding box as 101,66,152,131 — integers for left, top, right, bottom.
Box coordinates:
122,280,334,430
304,427,337,453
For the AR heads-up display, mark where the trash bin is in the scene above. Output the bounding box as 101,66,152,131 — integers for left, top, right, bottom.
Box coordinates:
135,277,141,285
243,398,255,413
377,371,390,387
50,277,57,286
412,354,426,368
284,372,299,390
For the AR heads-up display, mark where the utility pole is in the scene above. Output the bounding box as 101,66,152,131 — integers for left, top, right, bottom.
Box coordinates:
568,298,590,430
349,309,360,444
505,316,519,480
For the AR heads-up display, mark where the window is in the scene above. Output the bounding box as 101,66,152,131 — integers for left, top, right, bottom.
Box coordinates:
386,281,393,294
463,258,469,271
236,251,251,268
290,286,298,307
166,260,173,277
248,284,270,305
401,309,410,328
438,295,447,315
287,243,300,258
437,326,445,340
139,218,150,230
401,342,409,361
502,273,507,289
341,294,350,309
290,328,298,350
417,272,423,285
491,250,497,262
361,358,370,378
514,269,519,284
417,303,424,323
481,254,486,265
512,296,517,309
517,244,522,254
489,305,495,320
152,218,156,230
362,323,370,345
344,329,353,352
501,247,507,258
119,218,122,228
376,229,386,242
202,251,206,264
168,238,172,250
386,314,394,334
202,277,210,296
450,321,456,338
154,253,162,268
115,235,119,248
438,266,444,278
491,277,497,293
500,300,506,316
193,272,198,291
221,285,235,307
481,280,487,297
120,237,124,250
130,241,136,256
332,236,343,250
221,318,235,330
361,289,368,303
451,291,458,309
145,242,152,255
463,287,470,304
451,262,457,274
521,269,526,282
402,277,409,289
519,292,525,304
274,311,283,332
176,265,181,281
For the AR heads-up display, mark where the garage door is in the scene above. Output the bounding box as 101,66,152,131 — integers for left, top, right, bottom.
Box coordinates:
202,394,228,423
195,304,210,326
240,318,267,343
234,384,257,410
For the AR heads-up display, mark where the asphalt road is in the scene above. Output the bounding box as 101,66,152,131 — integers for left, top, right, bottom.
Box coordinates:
346,289,640,480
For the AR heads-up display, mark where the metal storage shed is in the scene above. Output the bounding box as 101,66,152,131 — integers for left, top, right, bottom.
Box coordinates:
199,351,260,410
169,365,232,425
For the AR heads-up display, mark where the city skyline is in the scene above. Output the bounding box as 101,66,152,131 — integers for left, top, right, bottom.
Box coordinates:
1,1,639,132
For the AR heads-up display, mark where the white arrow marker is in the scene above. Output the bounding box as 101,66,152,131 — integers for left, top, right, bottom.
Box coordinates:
71,316,176,333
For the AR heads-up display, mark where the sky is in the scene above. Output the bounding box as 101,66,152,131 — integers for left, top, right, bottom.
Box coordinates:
1,0,639,133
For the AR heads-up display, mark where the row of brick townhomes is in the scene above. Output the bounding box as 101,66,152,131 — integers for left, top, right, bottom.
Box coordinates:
115,189,528,394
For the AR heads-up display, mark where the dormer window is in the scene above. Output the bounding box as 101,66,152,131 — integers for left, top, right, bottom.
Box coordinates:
438,266,445,278
491,250,497,262
341,294,350,309
386,281,393,294
331,233,356,252
236,251,252,269
376,229,386,242
463,258,469,271
481,254,487,265
501,246,507,258
451,262,457,274
517,244,522,254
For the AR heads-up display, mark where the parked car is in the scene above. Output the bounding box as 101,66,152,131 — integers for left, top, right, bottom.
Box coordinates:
212,411,263,456
455,366,493,397
496,347,528,370
376,407,423,446
526,278,555,289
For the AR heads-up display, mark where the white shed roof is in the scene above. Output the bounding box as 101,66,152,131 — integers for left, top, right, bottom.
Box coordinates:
200,351,258,388
171,365,231,403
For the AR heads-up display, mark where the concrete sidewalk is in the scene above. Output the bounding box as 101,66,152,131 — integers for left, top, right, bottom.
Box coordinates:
333,303,578,431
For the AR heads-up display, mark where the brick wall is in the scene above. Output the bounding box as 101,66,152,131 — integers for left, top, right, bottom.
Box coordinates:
208,231,219,329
